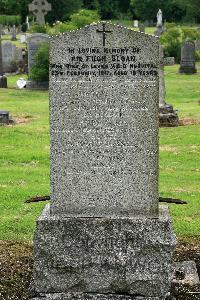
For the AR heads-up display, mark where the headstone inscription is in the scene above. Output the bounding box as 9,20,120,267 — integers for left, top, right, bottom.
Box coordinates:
29,0,52,25
31,22,176,300
27,33,49,88
159,46,179,127
179,42,197,74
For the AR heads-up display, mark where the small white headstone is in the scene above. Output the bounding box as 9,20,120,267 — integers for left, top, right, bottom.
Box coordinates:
17,78,27,89
20,34,26,43
134,20,139,28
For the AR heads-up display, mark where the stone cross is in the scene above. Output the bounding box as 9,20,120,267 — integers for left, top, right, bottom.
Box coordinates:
29,0,52,25
96,23,112,47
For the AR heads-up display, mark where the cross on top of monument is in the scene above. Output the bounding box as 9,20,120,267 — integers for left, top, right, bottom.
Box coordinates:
96,23,112,47
29,0,52,25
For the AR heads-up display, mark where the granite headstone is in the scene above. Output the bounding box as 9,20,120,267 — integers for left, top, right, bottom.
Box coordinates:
179,42,197,74
31,22,176,300
2,41,23,73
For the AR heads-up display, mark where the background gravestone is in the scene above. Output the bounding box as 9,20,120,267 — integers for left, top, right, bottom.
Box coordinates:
179,42,197,74
2,41,23,73
27,33,49,89
31,22,176,300
159,46,179,127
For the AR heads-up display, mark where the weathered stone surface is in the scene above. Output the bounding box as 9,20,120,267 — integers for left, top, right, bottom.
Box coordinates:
179,42,197,74
32,204,176,298
32,292,164,300
50,22,160,218
174,261,200,286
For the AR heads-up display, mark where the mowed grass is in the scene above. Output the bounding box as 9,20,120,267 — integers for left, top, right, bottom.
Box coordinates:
0,66,200,241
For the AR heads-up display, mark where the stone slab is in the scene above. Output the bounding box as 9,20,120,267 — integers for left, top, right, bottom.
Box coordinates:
31,292,165,300
49,22,160,218
32,204,176,298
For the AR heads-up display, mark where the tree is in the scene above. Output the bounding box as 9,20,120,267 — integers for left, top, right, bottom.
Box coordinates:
98,0,120,19
47,0,83,23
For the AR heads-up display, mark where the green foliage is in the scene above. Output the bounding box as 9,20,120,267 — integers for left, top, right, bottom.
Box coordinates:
70,9,100,28
48,22,78,35
30,43,49,82
47,0,83,23
28,24,49,34
195,50,200,62
160,26,200,62
0,15,21,26
160,27,182,62
98,0,120,19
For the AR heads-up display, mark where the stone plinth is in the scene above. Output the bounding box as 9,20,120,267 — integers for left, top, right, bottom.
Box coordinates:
31,205,176,299
159,105,179,127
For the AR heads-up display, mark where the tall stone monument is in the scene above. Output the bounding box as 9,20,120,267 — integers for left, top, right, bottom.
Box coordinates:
179,41,197,74
0,25,7,88
29,0,52,25
159,46,179,127
154,9,164,37
31,22,176,300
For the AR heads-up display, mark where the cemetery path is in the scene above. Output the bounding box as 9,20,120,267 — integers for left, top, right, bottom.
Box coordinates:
0,239,199,300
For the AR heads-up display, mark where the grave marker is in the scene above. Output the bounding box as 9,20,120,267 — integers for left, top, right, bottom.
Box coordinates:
31,22,176,300
29,0,52,25
179,41,197,74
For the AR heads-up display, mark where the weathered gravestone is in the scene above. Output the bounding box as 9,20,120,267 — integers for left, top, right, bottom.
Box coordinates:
139,23,145,33
27,33,49,89
0,25,7,88
11,25,17,41
159,46,179,127
179,42,197,74
2,41,23,73
195,40,200,51
31,22,176,300
29,0,52,25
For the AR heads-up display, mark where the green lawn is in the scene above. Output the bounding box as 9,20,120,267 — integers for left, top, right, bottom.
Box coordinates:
0,66,200,241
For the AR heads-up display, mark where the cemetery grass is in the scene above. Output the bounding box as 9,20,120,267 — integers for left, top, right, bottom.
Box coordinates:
0,69,200,300
0,67,199,242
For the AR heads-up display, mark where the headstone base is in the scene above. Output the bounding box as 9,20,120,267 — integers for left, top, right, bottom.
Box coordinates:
31,205,176,299
159,104,179,127
179,66,197,75
0,75,8,88
27,80,49,90
31,292,167,300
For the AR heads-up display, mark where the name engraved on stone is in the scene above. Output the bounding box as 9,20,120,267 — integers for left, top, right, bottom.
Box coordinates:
50,47,158,79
